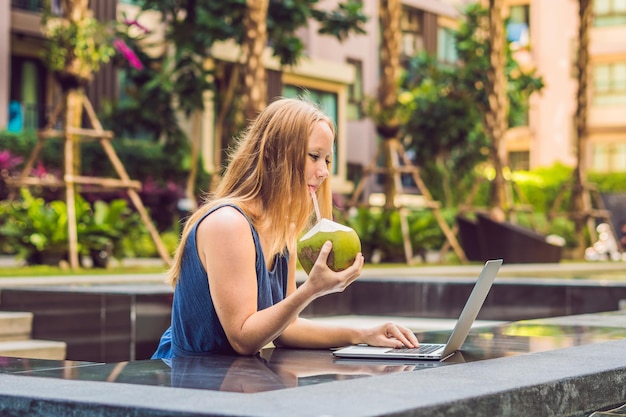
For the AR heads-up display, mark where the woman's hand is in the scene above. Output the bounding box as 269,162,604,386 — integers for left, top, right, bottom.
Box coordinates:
360,322,420,349
304,241,364,297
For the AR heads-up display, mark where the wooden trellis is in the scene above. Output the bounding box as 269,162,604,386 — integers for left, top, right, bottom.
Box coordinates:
549,181,617,246
347,138,468,265
5,89,171,269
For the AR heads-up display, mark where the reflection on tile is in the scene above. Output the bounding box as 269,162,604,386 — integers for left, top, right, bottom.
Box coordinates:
0,356,102,374
2,310,626,394
11,350,456,393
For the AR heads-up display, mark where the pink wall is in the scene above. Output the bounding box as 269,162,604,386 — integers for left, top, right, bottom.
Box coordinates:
300,0,380,168
529,0,578,168
0,1,10,129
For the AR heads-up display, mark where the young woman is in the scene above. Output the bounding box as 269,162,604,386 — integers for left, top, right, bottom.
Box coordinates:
152,97,419,358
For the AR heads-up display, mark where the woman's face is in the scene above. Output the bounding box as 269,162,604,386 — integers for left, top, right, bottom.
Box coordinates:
305,121,334,194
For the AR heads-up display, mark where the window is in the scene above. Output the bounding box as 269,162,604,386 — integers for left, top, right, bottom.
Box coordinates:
9,56,46,131
11,0,63,14
400,7,424,58
594,0,626,27
593,62,626,106
508,151,530,171
10,0,44,12
346,58,364,120
591,143,626,172
283,85,339,176
507,5,530,51
437,27,457,65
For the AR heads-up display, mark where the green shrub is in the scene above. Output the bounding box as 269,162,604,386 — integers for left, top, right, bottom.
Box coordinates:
0,189,145,264
0,130,212,232
0,130,190,186
512,163,573,213
121,229,179,259
588,171,626,193
338,206,456,263
0,189,76,262
512,164,626,213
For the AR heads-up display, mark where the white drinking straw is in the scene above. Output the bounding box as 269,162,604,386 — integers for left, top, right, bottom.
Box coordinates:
310,190,321,223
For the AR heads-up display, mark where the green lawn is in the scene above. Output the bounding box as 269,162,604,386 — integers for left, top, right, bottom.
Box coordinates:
0,258,624,281
0,264,167,278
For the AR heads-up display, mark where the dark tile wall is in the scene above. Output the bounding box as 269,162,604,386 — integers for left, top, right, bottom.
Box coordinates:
2,279,625,363
301,280,626,321
0,288,172,363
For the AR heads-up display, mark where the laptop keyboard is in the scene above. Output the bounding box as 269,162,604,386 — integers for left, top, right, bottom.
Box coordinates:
388,344,443,354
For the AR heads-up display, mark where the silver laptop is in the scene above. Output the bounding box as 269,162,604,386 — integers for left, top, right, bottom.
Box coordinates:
332,259,503,361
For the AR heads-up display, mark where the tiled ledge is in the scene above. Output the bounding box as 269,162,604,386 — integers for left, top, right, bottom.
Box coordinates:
0,337,625,417
2,276,626,363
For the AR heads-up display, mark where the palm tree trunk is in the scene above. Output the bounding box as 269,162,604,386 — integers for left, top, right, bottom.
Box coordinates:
484,0,508,221
241,0,269,122
377,0,402,207
208,0,268,191
184,110,202,211
570,0,592,258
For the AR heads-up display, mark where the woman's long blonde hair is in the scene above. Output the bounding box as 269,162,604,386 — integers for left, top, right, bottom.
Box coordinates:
167,97,335,286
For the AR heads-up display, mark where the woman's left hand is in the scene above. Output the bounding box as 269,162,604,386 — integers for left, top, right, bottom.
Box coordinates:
360,322,419,349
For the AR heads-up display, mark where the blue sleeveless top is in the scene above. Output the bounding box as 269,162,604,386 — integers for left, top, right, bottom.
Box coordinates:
151,204,289,358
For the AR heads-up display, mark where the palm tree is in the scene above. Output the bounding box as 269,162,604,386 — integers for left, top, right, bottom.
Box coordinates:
483,0,508,221
375,0,404,206
240,0,270,122
569,0,593,257
353,0,466,263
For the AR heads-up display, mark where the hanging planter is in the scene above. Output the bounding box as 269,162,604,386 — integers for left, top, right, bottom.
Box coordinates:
53,70,92,91
41,12,115,91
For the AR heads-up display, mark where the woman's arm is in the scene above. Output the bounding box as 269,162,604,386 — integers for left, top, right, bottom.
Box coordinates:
197,207,364,355
275,317,419,350
274,246,419,350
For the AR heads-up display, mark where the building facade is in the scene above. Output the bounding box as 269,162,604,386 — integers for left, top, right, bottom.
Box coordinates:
504,0,626,173
2,0,117,133
1,0,624,198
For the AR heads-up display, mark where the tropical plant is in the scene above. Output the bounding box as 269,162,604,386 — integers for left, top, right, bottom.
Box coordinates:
80,199,142,260
453,3,544,215
107,0,368,203
401,52,488,208
41,1,145,90
399,4,544,210
41,6,115,88
339,207,455,263
0,189,78,264
0,189,142,266
339,207,380,261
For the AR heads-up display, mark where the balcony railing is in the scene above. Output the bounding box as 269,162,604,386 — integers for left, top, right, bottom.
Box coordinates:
8,101,48,132
10,0,44,12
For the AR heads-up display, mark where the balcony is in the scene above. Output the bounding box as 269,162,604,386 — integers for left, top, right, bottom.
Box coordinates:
10,0,44,13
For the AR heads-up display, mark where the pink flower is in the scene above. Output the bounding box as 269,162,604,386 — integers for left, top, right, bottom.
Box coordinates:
112,38,143,70
123,19,151,34
31,161,48,178
0,150,23,170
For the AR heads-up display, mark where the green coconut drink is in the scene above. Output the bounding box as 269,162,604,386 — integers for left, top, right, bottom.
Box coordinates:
297,218,361,274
